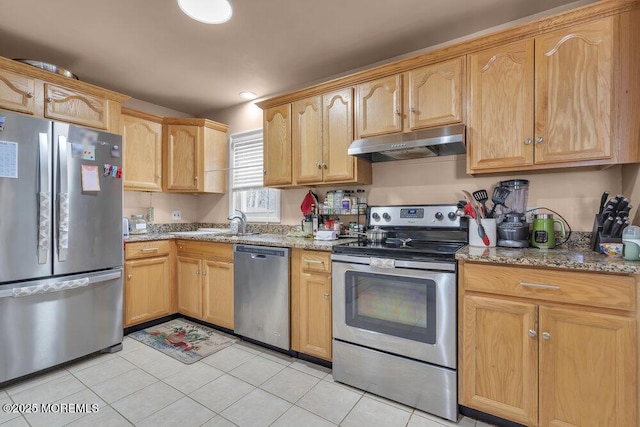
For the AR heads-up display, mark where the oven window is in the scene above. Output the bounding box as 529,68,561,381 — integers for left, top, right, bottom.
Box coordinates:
344,271,436,344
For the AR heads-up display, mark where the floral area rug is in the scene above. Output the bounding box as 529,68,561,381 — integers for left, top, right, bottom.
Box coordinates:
129,318,236,364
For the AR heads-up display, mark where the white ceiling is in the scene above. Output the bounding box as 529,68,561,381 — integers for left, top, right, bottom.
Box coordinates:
0,0,592,116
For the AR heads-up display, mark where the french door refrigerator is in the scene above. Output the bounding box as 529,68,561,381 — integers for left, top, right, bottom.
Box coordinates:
0,110,123,383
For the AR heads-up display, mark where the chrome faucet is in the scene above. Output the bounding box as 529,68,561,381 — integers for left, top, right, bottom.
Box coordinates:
227,209,247,234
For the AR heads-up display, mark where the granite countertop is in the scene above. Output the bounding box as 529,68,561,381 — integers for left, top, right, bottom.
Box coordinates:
125,232,357,251
456,245,640,275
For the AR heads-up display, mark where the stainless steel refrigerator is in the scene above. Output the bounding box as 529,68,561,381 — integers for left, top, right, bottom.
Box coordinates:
0,110,124,383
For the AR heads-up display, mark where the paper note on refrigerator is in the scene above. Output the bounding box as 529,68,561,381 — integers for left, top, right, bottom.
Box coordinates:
81,165,101,192
0,141,18,179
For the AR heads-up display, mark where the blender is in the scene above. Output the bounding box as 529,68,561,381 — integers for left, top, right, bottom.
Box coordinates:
496,179,530,247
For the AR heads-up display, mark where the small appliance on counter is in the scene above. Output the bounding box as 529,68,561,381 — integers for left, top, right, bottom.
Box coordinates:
530,213,566,248
496,179,530,248
129,214,148,234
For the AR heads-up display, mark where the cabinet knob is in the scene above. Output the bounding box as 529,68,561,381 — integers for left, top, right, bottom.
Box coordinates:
535,137,544,144
528,329,537,338
524,138,532,145
316,162,321,169
196,271,200,275
194,176,199,181
202,270,207,276
542,332,551,340
263,169,267,175
324,292,330,299
127,274,132,280
322,162,327,169
410,107,416,113
395,108,400,115
46,97,53,103
26,92,34,99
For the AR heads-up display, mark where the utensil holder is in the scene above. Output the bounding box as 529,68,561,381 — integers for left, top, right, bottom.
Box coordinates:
590,214,622,252
469,218,497,247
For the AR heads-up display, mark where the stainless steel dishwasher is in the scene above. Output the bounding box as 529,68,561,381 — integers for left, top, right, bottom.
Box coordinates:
234,244,290,350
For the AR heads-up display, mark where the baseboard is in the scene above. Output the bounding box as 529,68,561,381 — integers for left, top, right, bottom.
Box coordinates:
459,406,527,427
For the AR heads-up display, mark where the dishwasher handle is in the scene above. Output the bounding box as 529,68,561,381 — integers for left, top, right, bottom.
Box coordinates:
234,244,289,258
251,254,267,259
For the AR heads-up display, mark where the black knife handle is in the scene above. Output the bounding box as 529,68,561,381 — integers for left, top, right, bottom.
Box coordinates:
616,198,630,214
602,217,615,236
598,191,609,216
610,220,623,238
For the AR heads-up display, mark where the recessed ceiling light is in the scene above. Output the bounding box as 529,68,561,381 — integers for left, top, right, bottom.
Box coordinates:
239,91,258,100
177,0,233,24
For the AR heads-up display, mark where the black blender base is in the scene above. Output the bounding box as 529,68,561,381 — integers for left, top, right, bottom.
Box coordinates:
497,239,530,248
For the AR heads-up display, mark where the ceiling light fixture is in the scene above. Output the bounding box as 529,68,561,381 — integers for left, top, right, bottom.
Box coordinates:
239,91,258,100
177,0,233,24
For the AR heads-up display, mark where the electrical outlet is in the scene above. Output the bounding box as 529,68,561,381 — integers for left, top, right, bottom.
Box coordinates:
525,207,538,223
171,210,182,220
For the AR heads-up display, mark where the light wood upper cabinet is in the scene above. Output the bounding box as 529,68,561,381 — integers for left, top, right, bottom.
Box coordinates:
163,118,228,193
293,96,323,185
291,249,332,361
44,83,108,129
459,261,638,426
356,74,403,138
408,57,465,130
264,104,292,187
468,17,618,173
124,240,175,328
534,18,612,164
122,108,163,192
0,69,35,114
290,89,371,186
467,40,534,171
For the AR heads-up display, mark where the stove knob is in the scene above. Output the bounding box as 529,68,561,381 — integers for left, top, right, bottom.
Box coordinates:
435,212,444,221
448,211,457,220
382,213,391,221
372,213,380,221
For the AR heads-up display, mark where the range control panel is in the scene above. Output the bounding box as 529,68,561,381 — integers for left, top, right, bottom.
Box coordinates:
369,205,460,227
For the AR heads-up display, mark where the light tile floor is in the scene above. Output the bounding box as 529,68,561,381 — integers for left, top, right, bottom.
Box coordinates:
0,336,494,427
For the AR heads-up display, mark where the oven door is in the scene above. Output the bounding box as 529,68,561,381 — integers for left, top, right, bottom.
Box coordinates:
332,255,456,369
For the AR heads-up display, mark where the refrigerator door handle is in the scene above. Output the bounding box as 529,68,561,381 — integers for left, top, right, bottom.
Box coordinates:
57,135,69,262
38,133,50,265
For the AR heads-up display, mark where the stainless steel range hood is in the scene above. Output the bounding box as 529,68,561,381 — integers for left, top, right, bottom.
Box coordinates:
348,124,465,162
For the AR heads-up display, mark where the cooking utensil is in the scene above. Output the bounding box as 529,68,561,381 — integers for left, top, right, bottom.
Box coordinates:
616,198,630,215
472,190,489,216
366,226,388,243
610,219,623,238
602,216,615,236
461,190,482,218
477,221,490,246
13,59,79,80
487,186,511,218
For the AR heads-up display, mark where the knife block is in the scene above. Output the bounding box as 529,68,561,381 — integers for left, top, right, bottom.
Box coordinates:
591,214,622,252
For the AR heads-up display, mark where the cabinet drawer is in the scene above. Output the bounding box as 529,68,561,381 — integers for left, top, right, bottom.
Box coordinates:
463,263,636,311
176,240,233,261
125,240,170,260
300,251,331,273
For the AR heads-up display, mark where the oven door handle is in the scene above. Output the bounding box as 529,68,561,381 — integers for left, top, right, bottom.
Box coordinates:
331,254,455,272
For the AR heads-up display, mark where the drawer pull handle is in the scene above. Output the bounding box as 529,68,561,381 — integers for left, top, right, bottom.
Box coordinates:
141,248,159,252
304,260,324,265
520,282,560,290
528,329,537,338
542,332,551,340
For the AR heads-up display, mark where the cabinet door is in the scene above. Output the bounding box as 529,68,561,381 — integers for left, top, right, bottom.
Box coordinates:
323,88,356,183
123,113,163,191
44,84,108,129
467,40,534,172
202,259,234,329
408,57,464,130
293,96,323,185
177,256,202,318
461,295,538,426
264,104,292,187
165,124,202,191
534,17,613,164
297,269,332,360
539,306,636,427
124,257,171,327
0,70,35,114
356,75,403,138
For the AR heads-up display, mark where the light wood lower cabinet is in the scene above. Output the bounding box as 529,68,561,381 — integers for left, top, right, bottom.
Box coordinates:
124,240,175,327
176,241,234,329
291,249,332,361
459,261,638,427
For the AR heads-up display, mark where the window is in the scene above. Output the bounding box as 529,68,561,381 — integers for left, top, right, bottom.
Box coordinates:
229,129,280,222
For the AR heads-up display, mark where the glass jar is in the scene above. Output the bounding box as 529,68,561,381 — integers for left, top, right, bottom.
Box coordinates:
129,214,148,234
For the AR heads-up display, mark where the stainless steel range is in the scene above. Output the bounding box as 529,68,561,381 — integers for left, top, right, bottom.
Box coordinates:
331,204,467,422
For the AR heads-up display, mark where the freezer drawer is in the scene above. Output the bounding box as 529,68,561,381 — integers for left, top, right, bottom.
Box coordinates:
0,269,123,384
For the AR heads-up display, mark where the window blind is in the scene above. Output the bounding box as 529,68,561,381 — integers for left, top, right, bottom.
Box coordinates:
231,131,264,190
